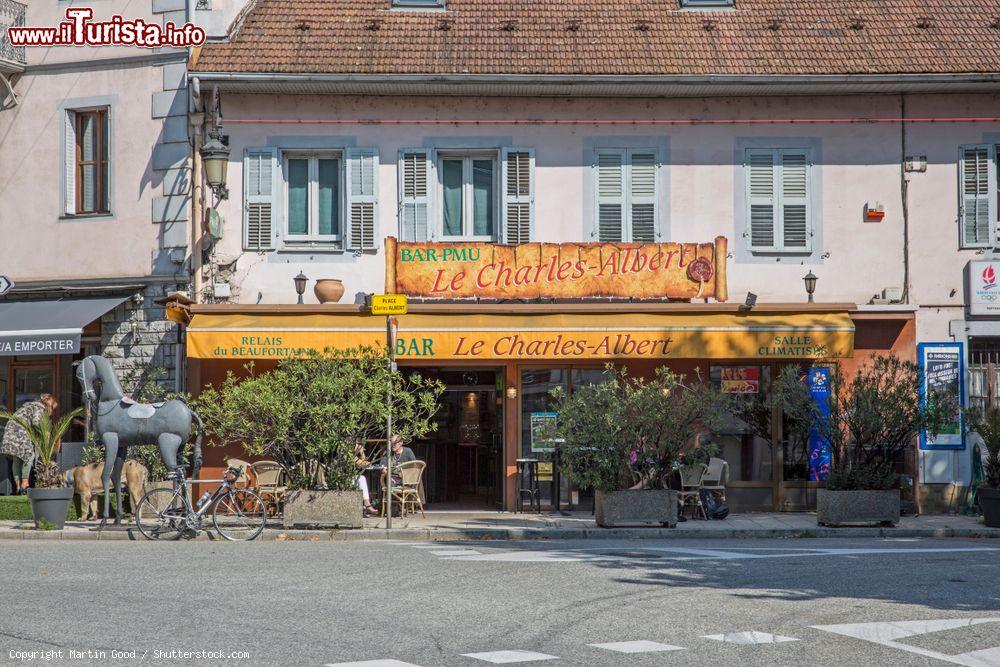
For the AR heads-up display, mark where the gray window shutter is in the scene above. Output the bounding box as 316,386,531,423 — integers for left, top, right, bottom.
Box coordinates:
746,149,777,251
243,148,277,251
960,145,997,248
596,149,625,242
628,150,657,243
347,148,379,250
502,148,533,244
399,149,430,242
64,110,76,215
779,150,810,250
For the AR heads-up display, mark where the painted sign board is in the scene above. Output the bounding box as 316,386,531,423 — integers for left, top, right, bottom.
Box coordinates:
808,366,832,482
919,342,965,451
370,294,408,316
0,275,13,297
529,412,559,452
721,367,760,394
385,237,728,301
969,260,1000,316
0,332,79,357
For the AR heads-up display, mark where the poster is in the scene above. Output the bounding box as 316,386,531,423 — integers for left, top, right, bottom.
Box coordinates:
808,366,832,482
721,367,760,394
968,261,1000,316
919,343,965,450
529,412,558,452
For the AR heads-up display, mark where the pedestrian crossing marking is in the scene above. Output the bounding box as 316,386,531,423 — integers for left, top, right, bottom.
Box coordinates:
812,618,1000,666
702,631,799,645
325,660,424,667
461,649,558,664
589,640,685,653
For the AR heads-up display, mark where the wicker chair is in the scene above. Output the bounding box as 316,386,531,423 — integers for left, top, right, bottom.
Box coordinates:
701,457,730,503
251,461,287,514
678,463,709,520
225,458,254,488
381,460,427,518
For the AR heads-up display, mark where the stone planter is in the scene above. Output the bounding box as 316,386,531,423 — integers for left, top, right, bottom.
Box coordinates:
313,279,345,304
594,489,678,528
817,488,900,527
979,487,1000,528
283,489,362,529
27,487,74,530
139,481,175,520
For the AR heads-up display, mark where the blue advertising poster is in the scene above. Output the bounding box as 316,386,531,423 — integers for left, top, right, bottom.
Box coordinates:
919,342,965,451
808,366,832,481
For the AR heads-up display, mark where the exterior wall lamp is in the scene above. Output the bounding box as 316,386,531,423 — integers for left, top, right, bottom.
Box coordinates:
294,272,308,304
505,386,517,400
200,129,230,201
804,271,818,303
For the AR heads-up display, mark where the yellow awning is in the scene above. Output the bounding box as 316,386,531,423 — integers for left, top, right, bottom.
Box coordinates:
187,310,854,361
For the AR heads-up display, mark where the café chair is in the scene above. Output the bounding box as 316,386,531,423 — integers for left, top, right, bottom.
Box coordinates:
382,460,427,518
678,463,709,520
701,457,729,503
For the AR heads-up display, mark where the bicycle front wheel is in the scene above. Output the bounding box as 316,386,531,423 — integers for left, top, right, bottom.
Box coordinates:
212,489,267,541
135,487,186,540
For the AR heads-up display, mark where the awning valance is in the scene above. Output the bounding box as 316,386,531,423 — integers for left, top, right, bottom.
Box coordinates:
186,309,855,361
0,296,129,357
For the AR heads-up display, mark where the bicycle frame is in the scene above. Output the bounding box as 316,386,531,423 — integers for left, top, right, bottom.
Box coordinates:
168,471,238,519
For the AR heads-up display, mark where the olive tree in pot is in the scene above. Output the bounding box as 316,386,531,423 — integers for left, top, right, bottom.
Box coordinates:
0,408,83,529
776,355,955,527
195,347,443,529
547,365,729,528
964,406,1000,528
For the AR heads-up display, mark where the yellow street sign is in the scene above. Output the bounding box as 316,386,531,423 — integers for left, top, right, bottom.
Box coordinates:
370,294,408,315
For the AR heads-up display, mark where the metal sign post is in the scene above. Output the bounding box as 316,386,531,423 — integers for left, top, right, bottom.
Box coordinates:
0,276,13,297
368,295,406,529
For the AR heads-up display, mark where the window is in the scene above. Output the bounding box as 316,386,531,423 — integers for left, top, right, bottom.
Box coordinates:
679,0,735,6
744,148,812,253
959,145,998,248
65,108,110,215
284,153,342,245
595,149,658,243
439,153,496,241
391,0,445,7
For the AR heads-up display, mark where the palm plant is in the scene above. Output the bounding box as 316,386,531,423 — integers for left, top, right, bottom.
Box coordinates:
0,408,83,488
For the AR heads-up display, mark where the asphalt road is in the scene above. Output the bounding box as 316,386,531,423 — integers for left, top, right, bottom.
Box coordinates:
1,537,999,666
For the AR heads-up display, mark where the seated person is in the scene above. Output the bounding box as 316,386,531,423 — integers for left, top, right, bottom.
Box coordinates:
355,443,378,517
382,434,416,488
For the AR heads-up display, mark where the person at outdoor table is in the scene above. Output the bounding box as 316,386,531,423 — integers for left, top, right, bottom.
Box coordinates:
354,442,378,517
1,394,58,493
382,434,416,488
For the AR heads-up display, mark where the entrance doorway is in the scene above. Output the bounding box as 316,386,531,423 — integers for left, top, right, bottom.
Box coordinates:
404,367,504,510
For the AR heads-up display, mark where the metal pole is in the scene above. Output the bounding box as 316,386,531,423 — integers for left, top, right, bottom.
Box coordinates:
385,314,393,529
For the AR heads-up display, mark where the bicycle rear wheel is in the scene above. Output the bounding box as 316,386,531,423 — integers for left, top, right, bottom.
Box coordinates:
135,487,186,540
212,489,267,541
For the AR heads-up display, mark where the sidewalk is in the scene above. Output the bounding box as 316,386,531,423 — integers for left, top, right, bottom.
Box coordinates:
2,511,999,541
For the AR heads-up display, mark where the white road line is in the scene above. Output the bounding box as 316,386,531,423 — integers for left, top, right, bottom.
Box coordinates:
461,650,559,664
702,631,799,645
324,660,424,667
430,549,483,556
589,640,685,653
812,618,1000,666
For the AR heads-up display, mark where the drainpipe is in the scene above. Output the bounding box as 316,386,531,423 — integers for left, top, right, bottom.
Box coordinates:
191,118,204,304
900,94,911,304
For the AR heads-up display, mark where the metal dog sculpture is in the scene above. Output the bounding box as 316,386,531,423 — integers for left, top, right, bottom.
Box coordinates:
75,355,203,526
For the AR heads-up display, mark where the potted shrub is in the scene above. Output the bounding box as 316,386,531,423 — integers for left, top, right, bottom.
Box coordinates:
196,347,442,529
964,406,1000,528
776,355,955,527
547,365,729,528
0,408,83,529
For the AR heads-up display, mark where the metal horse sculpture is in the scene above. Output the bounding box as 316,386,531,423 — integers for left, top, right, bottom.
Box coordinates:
75,355,203,526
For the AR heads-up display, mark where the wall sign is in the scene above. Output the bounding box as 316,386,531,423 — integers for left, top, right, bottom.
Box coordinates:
0,332,79,357
721,367,760,394
385,237,728,301
919,342,965,451
808,366,832,482
969,261,1000,316
529,412,558,452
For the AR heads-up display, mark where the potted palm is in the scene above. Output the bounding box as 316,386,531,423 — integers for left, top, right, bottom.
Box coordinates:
776,355,955,527
547,365,728,528
964,406,1000,528
0,408,83,529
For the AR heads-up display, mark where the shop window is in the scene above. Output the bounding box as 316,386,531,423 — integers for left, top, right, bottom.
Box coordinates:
959,145,998,248
65,107,110,216
283,153,343,246
744,148,812,253
711,366,774,482
594,149,659,243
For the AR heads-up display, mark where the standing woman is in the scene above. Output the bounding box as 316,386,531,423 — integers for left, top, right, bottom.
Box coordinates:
1,394,58,493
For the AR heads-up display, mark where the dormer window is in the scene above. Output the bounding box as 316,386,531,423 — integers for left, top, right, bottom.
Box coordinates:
679,0,735,7
391,0,445,8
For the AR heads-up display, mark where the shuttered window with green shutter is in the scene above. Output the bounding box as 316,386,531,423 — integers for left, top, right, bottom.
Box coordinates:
959,145,997,248
745,148,812,253
347,149,379,250
594,149,660,243
244,148,277,251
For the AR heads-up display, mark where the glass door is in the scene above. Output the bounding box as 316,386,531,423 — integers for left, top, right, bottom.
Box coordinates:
13,366,55,408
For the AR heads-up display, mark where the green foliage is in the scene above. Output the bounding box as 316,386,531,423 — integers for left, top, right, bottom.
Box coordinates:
0,408,83,489
963,406,1000,490
35,517,57,531
545,365,731,492
193,347,444,491
81,443,188,483
0,497,80,522
775,354,956,491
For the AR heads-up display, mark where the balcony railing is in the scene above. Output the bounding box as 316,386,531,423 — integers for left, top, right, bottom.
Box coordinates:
0,0,27,70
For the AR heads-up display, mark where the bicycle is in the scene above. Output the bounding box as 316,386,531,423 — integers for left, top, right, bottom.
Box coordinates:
135,465,267,541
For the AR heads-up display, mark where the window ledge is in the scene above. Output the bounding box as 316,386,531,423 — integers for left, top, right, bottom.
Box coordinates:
59,212,114,222
279,243,346,253
749,249,814,258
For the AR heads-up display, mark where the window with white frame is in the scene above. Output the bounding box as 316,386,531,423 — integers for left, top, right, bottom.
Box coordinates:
439,152,497,241
744,148,812,253
63,107,111,216
959,145,999,248
284,152,343,245
595,149,659,243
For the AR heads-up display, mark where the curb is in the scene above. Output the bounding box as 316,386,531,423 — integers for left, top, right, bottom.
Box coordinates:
3,525,999,542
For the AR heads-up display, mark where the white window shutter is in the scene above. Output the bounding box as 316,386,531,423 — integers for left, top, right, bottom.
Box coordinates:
243,148,277,251
596,149,625,242
347,148,379,250
960,145,996,248
64,110,76,215
628,150,657,243
502,148,533,244
399,150,430,242
779,150,811,250
746,149,778,251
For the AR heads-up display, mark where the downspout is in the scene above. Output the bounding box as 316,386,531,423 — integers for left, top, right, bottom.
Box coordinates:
191,121,203,304
900,94,911,304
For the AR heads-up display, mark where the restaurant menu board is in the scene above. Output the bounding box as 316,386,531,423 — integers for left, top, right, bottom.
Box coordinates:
721,367,760,394
808,367,832,482
530,412,558,452
919,343,965,450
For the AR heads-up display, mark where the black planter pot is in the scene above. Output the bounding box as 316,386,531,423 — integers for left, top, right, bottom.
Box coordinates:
27,487,74,530
980,487,1000,529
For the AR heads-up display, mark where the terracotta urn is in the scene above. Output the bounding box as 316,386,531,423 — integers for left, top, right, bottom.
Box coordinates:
314,279,345,304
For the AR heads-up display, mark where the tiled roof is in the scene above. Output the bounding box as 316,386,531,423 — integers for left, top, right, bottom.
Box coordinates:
193,0,1000,76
